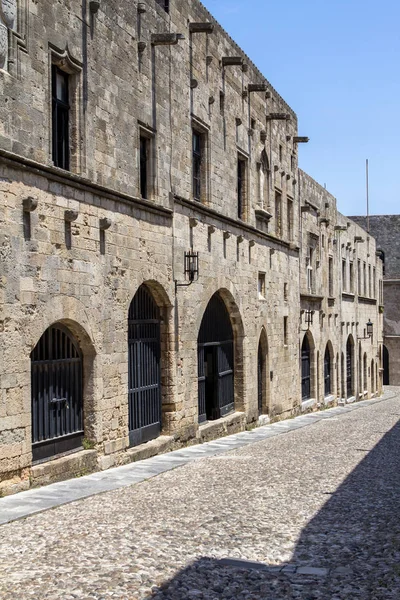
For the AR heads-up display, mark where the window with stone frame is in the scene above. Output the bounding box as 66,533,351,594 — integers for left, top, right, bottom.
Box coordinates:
328,256,334,297
358,259,362,295
275,191,282,237
50,47,82,174
156,0,169,12
192,126,208,203
342,259,347,291
349,261,354,293
287,198,293,242
52,66,70,170
237,153,248,220
139,126,155,200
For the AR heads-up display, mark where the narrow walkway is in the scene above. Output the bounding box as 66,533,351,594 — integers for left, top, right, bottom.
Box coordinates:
0,389,396,526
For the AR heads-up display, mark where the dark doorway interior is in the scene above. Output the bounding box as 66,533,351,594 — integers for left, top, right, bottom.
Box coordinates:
346,338,353,398
383,345,390,385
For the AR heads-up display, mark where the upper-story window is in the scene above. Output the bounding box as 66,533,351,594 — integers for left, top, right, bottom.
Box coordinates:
342,259,347,291
237,154,247,219
52,66,70,170
275,191,282,237
156,0,169,12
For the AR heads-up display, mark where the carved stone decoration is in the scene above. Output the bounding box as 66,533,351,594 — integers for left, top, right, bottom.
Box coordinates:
0,21,7,69
0,0,17,29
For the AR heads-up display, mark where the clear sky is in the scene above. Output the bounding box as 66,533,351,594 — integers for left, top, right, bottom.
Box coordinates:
202,0,400,216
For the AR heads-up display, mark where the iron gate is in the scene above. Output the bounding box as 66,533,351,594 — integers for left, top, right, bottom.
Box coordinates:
346,338,353,397
198,293,234,422
258,343,263,414
128,285,161,447
324,347,331,396
301,336,311,401
31,324,83,462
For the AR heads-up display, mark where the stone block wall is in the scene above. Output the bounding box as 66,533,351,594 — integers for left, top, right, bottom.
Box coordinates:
0,0,384,494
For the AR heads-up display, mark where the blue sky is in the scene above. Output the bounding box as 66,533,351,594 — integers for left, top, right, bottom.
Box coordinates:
202,0,400,216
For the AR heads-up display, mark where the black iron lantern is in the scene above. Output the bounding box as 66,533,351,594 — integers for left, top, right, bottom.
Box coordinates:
366,319,373,338
175,251,199,292
184,251,199,282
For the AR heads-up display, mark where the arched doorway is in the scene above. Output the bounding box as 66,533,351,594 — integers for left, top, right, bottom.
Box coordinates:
128,284,162,446
371,359,375,394
383,345,390,385
198,293,234,422
257,329,269,415
31,324,83,461
363,353,367,392
301,334,312,401
324,344,332,397
346,336,354,398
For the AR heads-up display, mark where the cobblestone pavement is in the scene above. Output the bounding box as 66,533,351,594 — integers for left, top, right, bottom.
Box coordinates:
1,388,400,599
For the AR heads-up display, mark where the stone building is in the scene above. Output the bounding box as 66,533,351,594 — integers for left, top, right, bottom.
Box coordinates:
0,0,383,495
349,215,400,386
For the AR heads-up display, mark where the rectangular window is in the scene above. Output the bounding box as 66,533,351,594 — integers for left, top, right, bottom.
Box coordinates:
140,135,149,199
307,248,314,293
275,191,282,237
284,317,288,346
368,264,372,297
192,131,202,201
363,262,367,296
238,155,247,219
258,272,266,298
284,282,288,301
156,0,169,12
358,259,361,295
279,144,283,162
329,257,333,297
373,267,376,298
291,154,295,172
52,66,70,170
287,199,293,241
349,262,354,293
342,259,347,291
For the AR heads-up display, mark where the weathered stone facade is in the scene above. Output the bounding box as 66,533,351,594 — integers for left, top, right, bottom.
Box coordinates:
0,0,383,495
349,215,400,386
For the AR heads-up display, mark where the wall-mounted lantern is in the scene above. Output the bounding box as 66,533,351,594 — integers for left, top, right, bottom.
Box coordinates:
358,319,373,340
175,251,199,292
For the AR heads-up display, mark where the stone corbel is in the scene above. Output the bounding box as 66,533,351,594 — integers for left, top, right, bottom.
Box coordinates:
65,209,78,222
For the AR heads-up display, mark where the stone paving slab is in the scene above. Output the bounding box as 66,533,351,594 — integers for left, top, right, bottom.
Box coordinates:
0,389,396,526
1,388,400,600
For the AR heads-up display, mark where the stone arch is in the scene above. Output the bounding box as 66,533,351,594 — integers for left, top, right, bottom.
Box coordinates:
30,319,97,461
301,330,315,401
127,281,174,444
197,288,245,420
26,297,99,446
257,327,270,416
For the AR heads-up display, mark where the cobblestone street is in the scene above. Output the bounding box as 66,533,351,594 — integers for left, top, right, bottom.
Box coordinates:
1,389,400,600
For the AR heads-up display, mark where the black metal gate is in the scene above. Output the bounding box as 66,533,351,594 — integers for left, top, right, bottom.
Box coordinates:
324,346,331,396
258,343,263,414
346,338,353,397
301,336,311,400
31,324,83,462
128,285,161,447
198,293,234,422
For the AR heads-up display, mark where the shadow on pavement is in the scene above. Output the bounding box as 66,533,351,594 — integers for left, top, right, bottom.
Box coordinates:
145,417,400,599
